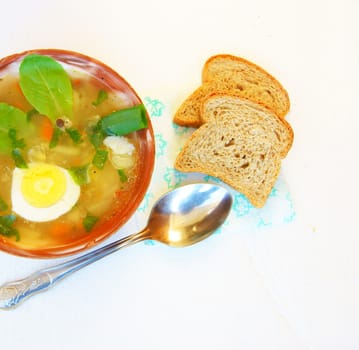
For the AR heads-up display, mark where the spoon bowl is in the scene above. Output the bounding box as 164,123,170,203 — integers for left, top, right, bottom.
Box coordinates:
0,183,232,309
148,184,232,247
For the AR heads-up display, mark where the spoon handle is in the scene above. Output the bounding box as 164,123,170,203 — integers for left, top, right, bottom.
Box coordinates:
0,229,148,309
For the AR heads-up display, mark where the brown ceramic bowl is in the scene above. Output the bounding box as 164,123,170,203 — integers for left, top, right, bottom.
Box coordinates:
0,49,155,258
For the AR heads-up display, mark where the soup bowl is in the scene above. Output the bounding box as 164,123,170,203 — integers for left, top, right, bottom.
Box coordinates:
0,49,155,258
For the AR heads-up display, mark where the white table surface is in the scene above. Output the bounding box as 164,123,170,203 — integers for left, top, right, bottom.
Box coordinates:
0,0,358,349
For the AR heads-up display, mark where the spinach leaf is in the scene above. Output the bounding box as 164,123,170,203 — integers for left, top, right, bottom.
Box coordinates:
0,103,27,154
19,54,73,123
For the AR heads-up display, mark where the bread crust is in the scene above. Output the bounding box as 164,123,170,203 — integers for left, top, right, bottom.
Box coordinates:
202,54,290,119
173,84,214,127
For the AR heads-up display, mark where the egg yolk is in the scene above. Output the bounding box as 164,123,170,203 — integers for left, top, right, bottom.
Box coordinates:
21,164,67,208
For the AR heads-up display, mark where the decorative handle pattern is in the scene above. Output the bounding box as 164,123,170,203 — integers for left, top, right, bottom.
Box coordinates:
0,229,148,309
0,272,52,309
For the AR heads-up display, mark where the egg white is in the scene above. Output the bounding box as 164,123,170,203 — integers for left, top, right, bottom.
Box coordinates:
11,164,80,222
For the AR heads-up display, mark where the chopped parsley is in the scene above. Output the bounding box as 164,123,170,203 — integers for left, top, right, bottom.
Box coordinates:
92,89,108,106
0,214,20,241
83,215,99,232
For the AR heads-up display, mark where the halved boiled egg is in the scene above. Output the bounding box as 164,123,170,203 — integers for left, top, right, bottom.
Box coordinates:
11,163,80,222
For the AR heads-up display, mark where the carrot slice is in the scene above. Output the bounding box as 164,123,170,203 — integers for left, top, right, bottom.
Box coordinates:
40,116,54,141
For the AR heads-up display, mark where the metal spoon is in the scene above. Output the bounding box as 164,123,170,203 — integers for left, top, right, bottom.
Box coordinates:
0,183,232,309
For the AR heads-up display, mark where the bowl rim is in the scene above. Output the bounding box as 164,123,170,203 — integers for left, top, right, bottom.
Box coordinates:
0,48,155,258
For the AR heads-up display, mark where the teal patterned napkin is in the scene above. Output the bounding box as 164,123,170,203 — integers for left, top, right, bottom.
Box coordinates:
134,97,296,240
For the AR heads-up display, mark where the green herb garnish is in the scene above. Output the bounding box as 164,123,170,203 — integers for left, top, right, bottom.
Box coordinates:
66,127,82,144
69,164,90,185
117,169,128,183
83,214,99,232
0,197,8,211
0,214,19,241
49,127,64,148
92,149,108,169
101,104,148,136
87,120,105,149
92,89,108,106
0,103,28,154
12,149,28,168
19,54,73,122
8,128,26,149
0,214,16,226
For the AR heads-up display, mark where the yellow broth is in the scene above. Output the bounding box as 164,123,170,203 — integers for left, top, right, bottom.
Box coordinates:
0,69,140,250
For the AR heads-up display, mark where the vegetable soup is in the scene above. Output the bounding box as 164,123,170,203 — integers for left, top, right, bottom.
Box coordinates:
0,51,153,256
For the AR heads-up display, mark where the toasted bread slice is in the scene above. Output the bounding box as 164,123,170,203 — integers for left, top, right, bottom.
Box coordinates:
174,94,293,207
173,54,290,127
173,83,218,127
202,54,290,119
